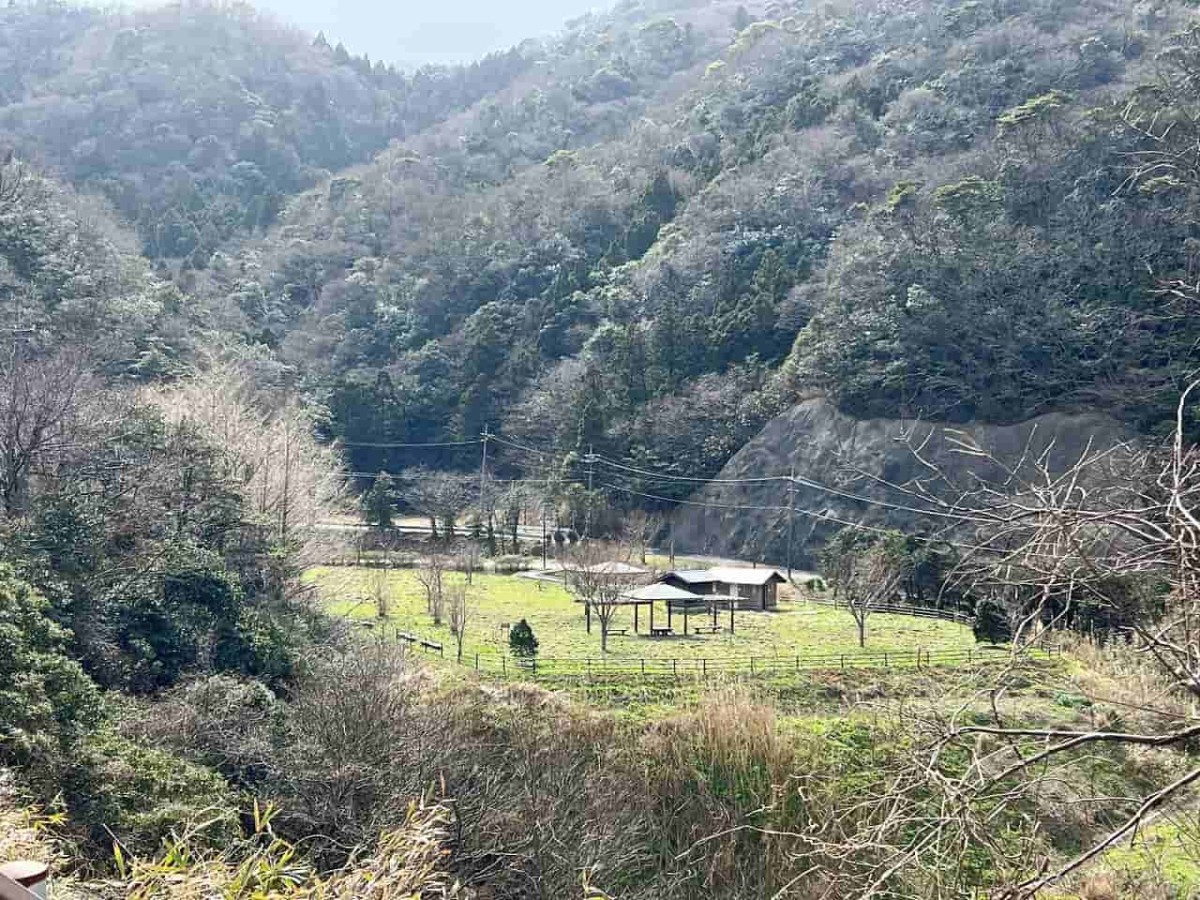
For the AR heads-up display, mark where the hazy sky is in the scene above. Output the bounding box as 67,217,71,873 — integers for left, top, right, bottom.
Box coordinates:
246,0,613,67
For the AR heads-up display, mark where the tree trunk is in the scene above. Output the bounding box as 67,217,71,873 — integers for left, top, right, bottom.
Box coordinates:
858,616,866,648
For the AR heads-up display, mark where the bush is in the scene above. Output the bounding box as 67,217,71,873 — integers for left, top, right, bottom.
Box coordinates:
973,599,1012,645
0,565,104,766
509,618,539,659
63,730,238,856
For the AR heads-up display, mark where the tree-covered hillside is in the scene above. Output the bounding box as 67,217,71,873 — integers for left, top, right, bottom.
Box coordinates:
0,0,529,265
200,0,1200,485
6,0,1200,488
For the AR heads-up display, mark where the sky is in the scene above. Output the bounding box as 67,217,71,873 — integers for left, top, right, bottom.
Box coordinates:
243,0,613,67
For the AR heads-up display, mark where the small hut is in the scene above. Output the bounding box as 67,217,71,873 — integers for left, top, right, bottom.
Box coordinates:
659,567,787,611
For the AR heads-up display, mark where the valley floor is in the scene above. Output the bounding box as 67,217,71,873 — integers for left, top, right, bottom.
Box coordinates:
305,565,974,667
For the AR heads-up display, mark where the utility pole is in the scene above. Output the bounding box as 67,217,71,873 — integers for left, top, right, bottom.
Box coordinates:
479,426,490,543
786,464,797,581
584,444,595,538
540,504,549,566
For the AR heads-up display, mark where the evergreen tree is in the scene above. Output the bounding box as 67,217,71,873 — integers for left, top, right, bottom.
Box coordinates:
973,599,1012,645
508,618,539,660
363,472,395,530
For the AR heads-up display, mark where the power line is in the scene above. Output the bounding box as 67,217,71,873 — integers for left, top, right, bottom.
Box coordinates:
341,470,557,484
591,453,789,486
337,439,481,449
597,480,1007,556
592,451,972,521
335,430,980,531
487,434,558,458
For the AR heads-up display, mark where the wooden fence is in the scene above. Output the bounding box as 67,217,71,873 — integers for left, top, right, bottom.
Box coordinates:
385,627,1058,681
798,595,972,624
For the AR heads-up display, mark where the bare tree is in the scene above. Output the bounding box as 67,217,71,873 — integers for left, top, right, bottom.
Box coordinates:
824,529,906,647
402,467,474,540
458,541,480,586
622,508,661,566
565,542,635,653
148,365,348,563
446,582,470,663
416,553,447,625
369,565,391,620
785,384,1200,898
0,346,90,518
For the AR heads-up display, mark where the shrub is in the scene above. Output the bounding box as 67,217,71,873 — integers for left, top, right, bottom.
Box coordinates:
973,599,1012,644
64,730,238,856
508,619,538,659
0,565,104,766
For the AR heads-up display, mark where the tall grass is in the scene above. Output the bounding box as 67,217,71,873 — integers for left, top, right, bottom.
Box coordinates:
116,800,461,899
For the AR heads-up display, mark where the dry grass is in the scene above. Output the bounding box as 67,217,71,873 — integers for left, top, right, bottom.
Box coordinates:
107,801,463,899
0,769,93,899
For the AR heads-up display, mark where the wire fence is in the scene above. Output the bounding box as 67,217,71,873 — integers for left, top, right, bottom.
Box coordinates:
384,627,1059,681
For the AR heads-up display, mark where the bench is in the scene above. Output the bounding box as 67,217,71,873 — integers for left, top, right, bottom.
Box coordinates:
691,626,721,635
607,629,628,637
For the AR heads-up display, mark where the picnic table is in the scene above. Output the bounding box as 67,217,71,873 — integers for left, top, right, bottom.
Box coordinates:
691,625,722,635
650,626,674,638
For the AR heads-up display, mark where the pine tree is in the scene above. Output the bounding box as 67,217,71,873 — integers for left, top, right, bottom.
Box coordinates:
509,618,539,660
363,472,395,529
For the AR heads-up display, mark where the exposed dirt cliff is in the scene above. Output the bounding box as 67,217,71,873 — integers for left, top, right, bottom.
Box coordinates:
668,398,1132,567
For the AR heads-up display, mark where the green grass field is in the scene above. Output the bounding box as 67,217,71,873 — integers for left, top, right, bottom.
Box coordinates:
305,566,975,663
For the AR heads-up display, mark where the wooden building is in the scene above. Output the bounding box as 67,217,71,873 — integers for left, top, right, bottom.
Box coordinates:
659,567,787,611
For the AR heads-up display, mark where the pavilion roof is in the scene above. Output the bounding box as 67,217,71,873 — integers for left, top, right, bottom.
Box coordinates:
623,583,704,602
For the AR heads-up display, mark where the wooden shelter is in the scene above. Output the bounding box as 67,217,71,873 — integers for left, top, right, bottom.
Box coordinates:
622,583,705,635
659,567,787,611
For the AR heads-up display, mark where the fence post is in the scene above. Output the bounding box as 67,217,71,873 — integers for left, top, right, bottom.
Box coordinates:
884,652,889,667
532,658,538,676
641,658,645,678
702,658,707,678
502,655,507,676
968,648,973,664
673,658,677,678
474,653,479,671
750,657,755,675
840,654,845,671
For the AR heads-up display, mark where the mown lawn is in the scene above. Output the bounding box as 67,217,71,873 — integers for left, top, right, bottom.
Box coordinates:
305,566,975,663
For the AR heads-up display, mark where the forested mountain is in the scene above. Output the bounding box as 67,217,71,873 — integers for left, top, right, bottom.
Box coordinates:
12,4,1200,900
0,159,212,377
194,0,1200,487
0,1,529,265
5,0,1200,487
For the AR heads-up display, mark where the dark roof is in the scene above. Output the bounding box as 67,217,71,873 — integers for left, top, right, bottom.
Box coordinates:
663,567,787,587
663,570,716,584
